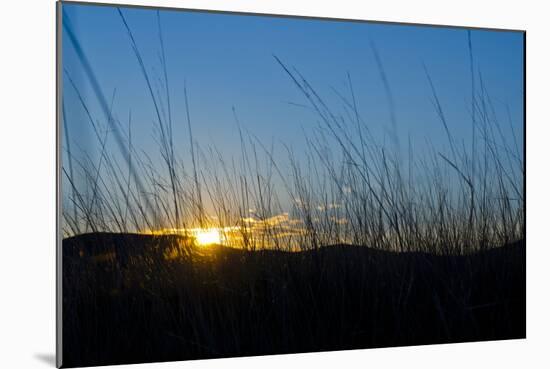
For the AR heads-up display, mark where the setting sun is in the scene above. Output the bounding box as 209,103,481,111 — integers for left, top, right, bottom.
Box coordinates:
194,228,221,246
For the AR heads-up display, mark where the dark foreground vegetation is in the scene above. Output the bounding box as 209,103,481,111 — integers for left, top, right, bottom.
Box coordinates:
62,233,525,367
60,11,525,367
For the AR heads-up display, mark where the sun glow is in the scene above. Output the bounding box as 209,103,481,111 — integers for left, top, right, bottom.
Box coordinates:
142,213,309,250
194,228,221,246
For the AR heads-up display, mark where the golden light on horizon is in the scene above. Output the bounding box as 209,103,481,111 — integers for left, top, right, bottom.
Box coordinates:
142,212,313,250
194,228,221,246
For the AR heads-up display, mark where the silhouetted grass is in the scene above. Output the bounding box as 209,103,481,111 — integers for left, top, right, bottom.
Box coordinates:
62,233,525,367
60,9,525,367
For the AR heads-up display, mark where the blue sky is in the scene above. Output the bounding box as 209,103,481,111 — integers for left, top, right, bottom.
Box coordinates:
61,2,524,213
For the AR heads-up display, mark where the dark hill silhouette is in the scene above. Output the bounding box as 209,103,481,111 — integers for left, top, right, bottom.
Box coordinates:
62,233,525,368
